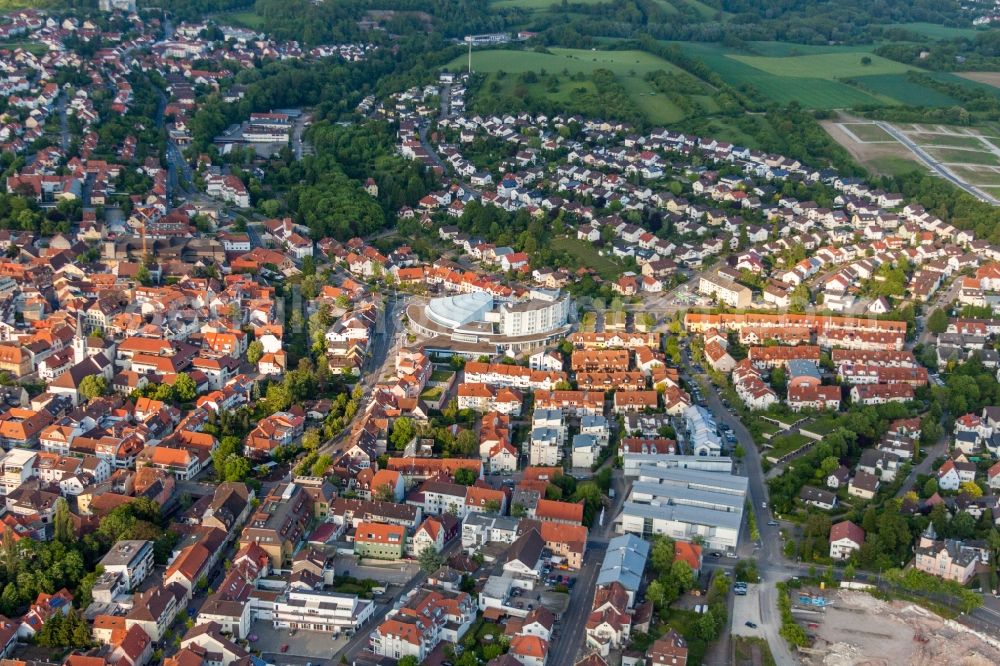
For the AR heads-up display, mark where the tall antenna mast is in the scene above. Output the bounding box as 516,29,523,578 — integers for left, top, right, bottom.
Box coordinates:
468,39,472,74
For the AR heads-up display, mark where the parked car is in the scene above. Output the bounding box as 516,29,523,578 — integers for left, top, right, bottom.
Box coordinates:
767,520,779,526
710,551,722,558
745,621,757,629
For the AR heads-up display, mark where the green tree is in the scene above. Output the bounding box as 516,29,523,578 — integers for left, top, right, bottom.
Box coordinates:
927,308,948,335
247,340,264,365
310,455,332,477
960,481,983,498
650,537,675,574
53,498,73,544
399,658,419,666
671,559,695,591
173,373,197,402
390,417,416,451
79,374,108,402
645,579,665,610
922,477,938,498
302,428,321,452
454,468,476,486
418,546,443,573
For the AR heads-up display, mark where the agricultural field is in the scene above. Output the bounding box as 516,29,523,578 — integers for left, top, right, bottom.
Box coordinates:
676,42,889,108
729,52,910,78
746,41,875,57
958,72,1000,90
847,73,960,107
672,41,1000,110
492,0,600,8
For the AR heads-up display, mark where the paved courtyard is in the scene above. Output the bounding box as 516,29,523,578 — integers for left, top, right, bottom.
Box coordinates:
334,554,421,585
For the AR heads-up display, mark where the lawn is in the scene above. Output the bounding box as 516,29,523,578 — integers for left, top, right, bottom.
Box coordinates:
456,47,698,123
618,76,688,124
675,0,720,19
550,236,620,280
459,48,687,77
924,146,1000,166
842,123,894,142
215,9,266,29
429,369,455,383
765,432,812,460
798,416,839,437
0,41,47,56
420,386,444,401
948,165,1000,186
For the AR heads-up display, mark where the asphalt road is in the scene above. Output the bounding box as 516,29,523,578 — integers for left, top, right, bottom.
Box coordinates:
317,294,406,461
548,540,606,666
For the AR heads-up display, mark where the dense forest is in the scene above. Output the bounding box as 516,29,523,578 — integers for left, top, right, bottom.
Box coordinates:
138,0,252,22
503,0,974,45
877,32,1000,71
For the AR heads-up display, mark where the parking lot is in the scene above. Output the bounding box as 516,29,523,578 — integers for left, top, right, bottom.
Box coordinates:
253,619,350,666
731,583,762,637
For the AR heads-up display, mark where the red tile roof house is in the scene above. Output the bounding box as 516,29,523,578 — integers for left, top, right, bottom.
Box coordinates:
533,498,584,525
16,588,73,639
613,390,659,414
245,411,305,459
829,520,865,560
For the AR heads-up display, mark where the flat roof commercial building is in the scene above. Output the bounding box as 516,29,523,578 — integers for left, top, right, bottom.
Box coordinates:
616,465,747,552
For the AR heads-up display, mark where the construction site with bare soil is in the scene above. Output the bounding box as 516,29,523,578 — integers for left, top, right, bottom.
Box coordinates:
797,589,1000,666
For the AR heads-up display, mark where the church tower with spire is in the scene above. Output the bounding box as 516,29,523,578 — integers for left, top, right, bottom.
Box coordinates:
919,521,938,549
73,312,87,365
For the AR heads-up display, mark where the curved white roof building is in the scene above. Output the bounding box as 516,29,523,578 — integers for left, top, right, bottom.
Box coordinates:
408,289,572,356
425,292,493,329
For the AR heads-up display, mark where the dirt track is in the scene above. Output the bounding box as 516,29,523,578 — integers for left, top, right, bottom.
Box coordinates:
820,117,920,175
